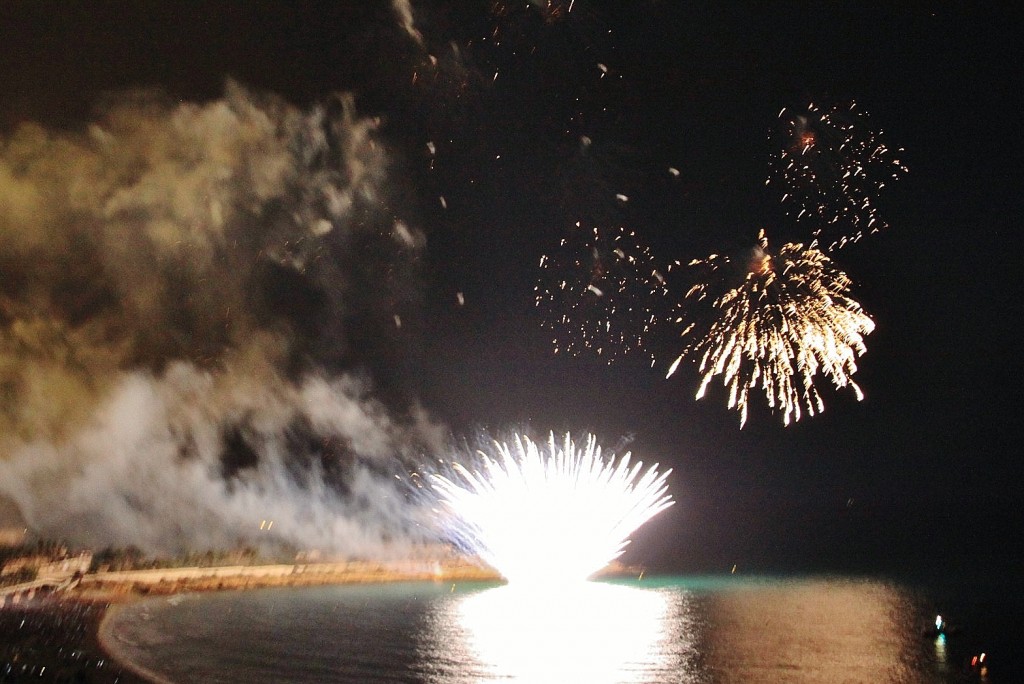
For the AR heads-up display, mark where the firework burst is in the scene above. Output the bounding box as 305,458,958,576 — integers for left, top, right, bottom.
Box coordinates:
768,101,908,251
428,432,673,585
534,224,669,365
667,231,874,427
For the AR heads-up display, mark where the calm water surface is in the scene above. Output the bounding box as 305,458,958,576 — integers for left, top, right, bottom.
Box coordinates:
102,577,978,683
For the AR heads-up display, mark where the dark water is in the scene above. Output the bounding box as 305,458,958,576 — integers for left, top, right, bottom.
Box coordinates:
102,577,1007,683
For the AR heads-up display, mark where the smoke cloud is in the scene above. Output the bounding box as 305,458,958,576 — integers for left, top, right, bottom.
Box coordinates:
392,0,425,46
0,82,444,555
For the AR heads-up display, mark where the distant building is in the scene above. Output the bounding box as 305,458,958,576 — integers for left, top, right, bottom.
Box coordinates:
37,552,92,581
1,555,48,577
2,550,93,581
295,549,322,563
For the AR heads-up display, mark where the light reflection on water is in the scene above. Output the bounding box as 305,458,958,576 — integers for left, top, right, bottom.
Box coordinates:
102,577,951,683
696,578,934,683
420,582,698,683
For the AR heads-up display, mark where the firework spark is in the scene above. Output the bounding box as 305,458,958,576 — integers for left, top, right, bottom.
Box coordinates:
428,433,673,585
492,0,577,25
768,101,908,251
667,231,874,427
534,224,668,365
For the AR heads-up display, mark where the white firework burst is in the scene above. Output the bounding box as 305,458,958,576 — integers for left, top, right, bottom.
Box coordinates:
428,432,673,585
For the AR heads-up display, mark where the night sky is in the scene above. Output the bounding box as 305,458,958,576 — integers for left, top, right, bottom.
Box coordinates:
1,2,1020,580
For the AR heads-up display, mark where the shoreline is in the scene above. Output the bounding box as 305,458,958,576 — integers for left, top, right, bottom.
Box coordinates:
77,558,500,597
3,560,501,683
92,560,501,683
98,602,177,684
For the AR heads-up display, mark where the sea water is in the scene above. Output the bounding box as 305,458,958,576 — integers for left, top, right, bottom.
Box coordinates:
101,576,1007,683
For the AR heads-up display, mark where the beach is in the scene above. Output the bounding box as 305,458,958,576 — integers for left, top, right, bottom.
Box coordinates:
3,559,499,683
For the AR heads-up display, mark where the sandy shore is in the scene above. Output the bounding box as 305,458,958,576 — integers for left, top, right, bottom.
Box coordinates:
97,602,176,684
77,558,499,598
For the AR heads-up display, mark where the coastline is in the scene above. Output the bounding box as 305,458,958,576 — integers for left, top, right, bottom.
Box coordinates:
8,559,642,681
87,559,500,683
3,559,499,683
76,558,500,598
98,602,176,684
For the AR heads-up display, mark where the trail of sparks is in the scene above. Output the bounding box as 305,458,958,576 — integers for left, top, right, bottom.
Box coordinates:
667,231,874,427
768,101,907,251
428,433,673,585
492,0,577,26
534,224,668,365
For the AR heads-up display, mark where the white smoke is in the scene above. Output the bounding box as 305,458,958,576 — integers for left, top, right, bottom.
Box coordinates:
0,361,442,555
0,82,441,555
